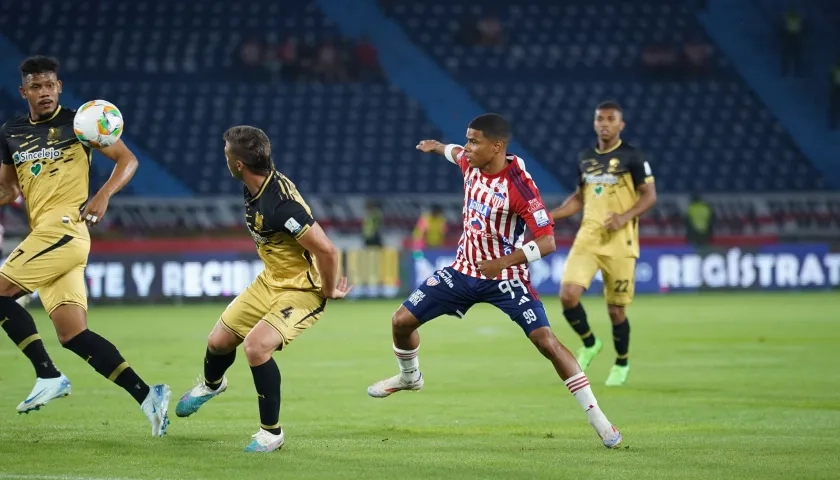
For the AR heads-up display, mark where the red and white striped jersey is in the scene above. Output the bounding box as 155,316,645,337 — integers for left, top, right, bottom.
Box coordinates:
448,149,555,281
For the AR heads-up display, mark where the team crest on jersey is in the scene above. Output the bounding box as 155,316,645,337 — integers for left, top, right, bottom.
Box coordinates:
608,158,620,173
490,191,506,208
254,212,264,231
48,127,62,143
426,275,440,287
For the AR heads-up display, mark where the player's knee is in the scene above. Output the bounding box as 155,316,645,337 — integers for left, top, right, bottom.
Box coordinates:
391,307,419,335
242,335,272,364
207,325,238,354
559,285,582,308
49,304,87,345
607,305,626,325
57,327,87,346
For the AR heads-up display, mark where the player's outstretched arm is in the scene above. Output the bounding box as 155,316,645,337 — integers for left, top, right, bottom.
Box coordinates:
550,187,582,220
296,223,352,299
416,140,463,164
0,164,21,207
80,139,138,226
96,139,139,197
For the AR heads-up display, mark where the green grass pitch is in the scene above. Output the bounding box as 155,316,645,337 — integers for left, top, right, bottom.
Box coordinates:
0,292,838,479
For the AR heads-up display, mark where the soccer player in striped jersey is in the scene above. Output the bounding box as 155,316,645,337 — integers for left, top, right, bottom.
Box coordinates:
366,114,622,449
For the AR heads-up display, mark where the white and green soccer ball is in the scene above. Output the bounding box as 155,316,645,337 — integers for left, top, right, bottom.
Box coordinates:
73,99,124,148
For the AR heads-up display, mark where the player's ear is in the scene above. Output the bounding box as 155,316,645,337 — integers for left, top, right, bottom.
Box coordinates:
18,85,24,99
57,80,63,94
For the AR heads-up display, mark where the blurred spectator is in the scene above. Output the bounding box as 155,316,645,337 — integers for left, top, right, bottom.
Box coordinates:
780,7,803,77
685,193,714,247
683,35,712,75
363,200,384,247
642,43,680,79
412,204,447,249
238,37,266,77
830,57,840,129
476,15,504,46
277,36,301,82
458,14,505,47
354,35,382,81
314,39,348,83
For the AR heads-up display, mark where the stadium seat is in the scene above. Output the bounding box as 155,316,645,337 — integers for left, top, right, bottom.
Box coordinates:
387,0,826,192
0,0,827,194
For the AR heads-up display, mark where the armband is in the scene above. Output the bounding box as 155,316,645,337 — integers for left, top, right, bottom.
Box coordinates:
444,144,459,163
523,240,542,263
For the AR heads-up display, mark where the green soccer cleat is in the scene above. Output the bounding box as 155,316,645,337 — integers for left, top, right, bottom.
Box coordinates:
575,337,603,370
605,365,630,386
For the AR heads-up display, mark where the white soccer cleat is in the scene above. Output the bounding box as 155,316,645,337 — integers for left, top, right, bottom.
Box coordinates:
367,373,424,398
175,376,228,417
16,374,71,414
141,384,172,437
600,425,623,449
244,428,285,453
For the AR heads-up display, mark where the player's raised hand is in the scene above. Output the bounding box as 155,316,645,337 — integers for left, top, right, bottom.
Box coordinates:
416,140,443,153
80,191,110,227
324,276,353,299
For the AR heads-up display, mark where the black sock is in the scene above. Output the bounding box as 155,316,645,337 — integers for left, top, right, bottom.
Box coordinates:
613,319,630,366
563,303,596,348
250,358,282,435
204,348,236,390
0,297,61,378
63,329,151,404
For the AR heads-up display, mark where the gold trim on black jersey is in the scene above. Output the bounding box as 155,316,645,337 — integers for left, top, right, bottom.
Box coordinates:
28,106,63,125
275,174,295,200
594,139,623,155
248,175,272,204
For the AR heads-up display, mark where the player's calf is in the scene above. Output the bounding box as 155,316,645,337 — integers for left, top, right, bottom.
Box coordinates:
527,326,622,448
606,305,631,386
243,322,285,445
177,324,240,418
561,285,601,369
0,296,63,380
368,307,424,398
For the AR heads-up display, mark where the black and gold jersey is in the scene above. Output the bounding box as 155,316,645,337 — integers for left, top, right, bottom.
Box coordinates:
244,170,322,292
575,141,654,258
0,106,90,232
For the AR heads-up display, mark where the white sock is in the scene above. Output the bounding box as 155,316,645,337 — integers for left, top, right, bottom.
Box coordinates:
393,344,420,382
564,372,612,433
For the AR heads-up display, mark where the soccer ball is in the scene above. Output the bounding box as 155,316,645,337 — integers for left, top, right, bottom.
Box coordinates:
73,100,124,148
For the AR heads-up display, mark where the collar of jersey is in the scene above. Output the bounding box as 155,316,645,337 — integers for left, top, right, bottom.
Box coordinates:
476,154,517,179
247,175,272,203
594,139,622,154
28,106,62,125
